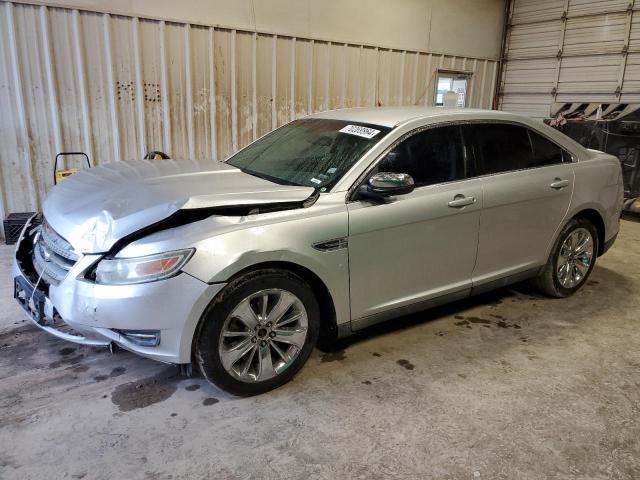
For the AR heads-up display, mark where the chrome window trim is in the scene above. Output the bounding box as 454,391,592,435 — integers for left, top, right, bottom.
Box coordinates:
346,121,471,202
346,118,577,202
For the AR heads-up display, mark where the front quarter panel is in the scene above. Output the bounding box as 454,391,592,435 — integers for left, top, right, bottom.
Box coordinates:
188,194,350,326
119,193,351,328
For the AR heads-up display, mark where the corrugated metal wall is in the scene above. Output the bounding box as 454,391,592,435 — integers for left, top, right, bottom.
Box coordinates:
499,0,640,118
0,1,498,236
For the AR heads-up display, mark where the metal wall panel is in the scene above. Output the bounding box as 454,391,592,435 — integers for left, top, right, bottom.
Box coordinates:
500,0,640,118
622,52,640,101
563,13,627,55
0,1,497,236
507,21,563,59
511,0,566,25
569,0,630,16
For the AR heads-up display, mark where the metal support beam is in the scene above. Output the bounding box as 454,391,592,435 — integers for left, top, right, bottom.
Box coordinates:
308,40,314,113
479,59,488,108
252,32,257,141
551,0,570,99
230,29,237,152
290,37,296,120
132,17,146,158
341,43,347,108
399,50,405,105
208,26,217,160
71,10,94,164
325,41,332,109
468,58,477,107
422,53,433,106
184,24,195,157
617,0,635,99
159,20,171,155
39,6,63,159
411,51,419,105
102,13,121,162
271,34,277,129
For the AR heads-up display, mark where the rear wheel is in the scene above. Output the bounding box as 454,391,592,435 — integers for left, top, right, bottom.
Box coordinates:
533,218,598,298
195,269,319,396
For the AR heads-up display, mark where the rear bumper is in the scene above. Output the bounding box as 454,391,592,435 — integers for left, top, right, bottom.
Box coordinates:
13,244,225,364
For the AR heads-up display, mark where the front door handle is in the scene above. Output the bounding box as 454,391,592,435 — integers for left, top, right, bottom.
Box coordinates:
448,194,476,208
550,178,570,190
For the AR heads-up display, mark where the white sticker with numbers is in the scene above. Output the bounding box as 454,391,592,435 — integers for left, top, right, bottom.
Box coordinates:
339,124,380,139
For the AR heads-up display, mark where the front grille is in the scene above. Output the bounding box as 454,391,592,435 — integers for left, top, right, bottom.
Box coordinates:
32,220,79,286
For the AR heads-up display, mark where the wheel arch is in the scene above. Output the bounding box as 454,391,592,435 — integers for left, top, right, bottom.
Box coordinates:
192,261,339,361
571,208,606,256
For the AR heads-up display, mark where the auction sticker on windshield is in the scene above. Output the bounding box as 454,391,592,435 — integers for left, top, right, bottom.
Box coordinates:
339,125,380,139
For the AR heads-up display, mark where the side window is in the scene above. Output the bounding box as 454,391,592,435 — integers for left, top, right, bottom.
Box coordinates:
375,125,466,187
470,123,535,175
528,129,566,166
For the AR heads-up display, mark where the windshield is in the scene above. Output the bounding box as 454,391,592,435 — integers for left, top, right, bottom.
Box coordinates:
226,119,391,190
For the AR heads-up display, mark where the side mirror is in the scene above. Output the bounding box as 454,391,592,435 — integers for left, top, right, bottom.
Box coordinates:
366,172,415,197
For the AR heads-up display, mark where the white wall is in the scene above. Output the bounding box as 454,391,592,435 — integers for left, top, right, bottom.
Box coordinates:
16,0,505,59
0,1,504,236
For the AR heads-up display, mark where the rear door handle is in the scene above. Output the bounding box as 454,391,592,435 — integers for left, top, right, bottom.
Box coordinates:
448,194,476,208
550,178,569,189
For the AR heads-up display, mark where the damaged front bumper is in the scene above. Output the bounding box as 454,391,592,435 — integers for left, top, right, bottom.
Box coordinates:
13,221,225,364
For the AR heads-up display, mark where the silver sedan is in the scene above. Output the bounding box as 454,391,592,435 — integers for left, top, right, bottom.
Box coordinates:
13,107,623,395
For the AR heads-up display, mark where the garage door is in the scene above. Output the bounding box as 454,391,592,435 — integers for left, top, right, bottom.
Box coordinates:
499,0,640,118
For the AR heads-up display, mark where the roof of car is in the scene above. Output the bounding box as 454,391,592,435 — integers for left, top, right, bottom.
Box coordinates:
307,106,522,128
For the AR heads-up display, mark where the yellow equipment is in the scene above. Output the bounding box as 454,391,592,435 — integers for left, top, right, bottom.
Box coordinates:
53,152,91,185
55,168,79,184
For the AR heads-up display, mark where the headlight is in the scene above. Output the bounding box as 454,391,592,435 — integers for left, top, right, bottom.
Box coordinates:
95,249,194,285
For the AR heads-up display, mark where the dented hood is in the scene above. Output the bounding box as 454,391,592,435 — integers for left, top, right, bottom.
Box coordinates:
43,159,315,253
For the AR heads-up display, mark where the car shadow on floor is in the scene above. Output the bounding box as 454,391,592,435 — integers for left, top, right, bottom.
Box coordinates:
0,264,631,410
322,264,632,353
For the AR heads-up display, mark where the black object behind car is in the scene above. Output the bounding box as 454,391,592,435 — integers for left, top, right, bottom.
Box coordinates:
550,106,640,199
4,212,35,245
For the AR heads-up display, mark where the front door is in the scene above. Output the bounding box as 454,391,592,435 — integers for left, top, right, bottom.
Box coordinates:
347,124,482,326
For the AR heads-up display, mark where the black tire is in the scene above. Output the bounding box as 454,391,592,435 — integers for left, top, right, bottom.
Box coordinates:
533,218,599,298
195,269,320,396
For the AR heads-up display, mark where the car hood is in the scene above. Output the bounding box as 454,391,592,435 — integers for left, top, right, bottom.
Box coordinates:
43,159,315,253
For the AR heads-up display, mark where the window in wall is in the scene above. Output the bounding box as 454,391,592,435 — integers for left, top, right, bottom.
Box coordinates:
435,72,470,107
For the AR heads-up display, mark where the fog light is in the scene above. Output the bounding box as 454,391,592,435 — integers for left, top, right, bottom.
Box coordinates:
114,329,160,347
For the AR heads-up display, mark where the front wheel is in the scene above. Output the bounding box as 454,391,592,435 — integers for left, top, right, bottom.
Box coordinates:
533,218,599,298
195,269,319,396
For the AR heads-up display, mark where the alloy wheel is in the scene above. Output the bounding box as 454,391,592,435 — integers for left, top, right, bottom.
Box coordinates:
218,289,308,383
556,227,594,289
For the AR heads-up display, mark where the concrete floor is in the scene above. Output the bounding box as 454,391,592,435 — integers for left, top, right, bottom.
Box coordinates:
1,221,639,480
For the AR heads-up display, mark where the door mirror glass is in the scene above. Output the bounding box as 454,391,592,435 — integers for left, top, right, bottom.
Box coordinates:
367,172,415,197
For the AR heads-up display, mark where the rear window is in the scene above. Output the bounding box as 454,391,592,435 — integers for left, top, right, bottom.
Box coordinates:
466,123,567,175
529,130,566,167
469,123,535,175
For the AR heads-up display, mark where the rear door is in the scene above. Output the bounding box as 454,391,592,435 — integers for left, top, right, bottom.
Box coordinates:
347,124,482,325
464,122,574,285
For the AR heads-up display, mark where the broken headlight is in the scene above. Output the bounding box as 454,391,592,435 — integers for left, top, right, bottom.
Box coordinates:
95,249,194,285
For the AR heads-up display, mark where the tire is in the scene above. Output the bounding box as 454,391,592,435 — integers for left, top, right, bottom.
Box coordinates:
533,218,599,298
195,269,320,396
